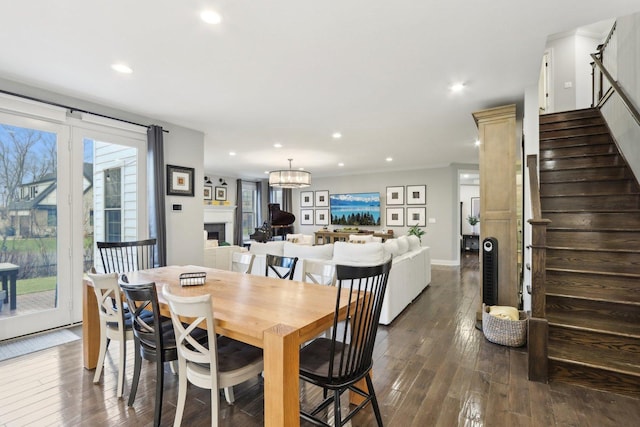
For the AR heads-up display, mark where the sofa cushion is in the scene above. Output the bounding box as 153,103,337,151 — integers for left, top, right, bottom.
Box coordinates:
407,235,421,251
249,241,285,256
333,241,385,265
286,233,303,243
383,238,401,257
284,242,334,260
397,235,409,254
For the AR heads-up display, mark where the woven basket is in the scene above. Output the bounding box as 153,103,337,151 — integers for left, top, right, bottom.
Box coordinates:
482,303,528,347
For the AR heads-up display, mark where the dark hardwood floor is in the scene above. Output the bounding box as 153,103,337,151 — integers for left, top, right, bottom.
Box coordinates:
1,252,639,426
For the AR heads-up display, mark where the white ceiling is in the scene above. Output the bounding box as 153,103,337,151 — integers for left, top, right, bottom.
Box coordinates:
0,1,638,180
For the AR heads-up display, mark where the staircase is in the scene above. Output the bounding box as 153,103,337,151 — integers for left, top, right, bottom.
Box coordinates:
539,108,640,397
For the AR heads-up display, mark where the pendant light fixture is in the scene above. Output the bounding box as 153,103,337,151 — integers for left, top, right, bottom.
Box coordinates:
268,158,311,188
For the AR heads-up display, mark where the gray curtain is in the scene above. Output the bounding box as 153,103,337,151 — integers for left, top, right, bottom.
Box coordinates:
147,125,167,266
234,178,243,245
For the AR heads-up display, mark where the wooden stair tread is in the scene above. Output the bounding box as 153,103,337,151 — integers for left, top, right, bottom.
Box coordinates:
548,226,640,232
546,245,640,254
543,209,640,214
547,266,640,279
546,291,640,306
540,132,609,142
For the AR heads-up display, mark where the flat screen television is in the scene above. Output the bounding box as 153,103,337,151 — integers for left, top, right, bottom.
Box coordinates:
329,192,381,226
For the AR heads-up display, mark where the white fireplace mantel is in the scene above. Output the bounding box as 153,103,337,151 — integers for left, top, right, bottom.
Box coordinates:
204,205,236,243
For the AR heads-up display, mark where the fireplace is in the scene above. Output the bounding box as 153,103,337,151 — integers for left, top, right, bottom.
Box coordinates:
204,223,226,242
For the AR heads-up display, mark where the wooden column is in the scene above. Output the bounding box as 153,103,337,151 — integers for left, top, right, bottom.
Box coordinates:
473,104,519,308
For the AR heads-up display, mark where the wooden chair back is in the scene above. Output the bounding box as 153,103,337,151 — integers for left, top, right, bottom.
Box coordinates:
97,238,157,273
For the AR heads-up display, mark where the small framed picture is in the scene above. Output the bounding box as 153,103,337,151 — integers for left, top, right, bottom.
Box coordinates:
301,191,314,207
214,186,227,201
167,164,195,197
407,207,426,227
300,209,314,225
386,207,404,227
406,185,426,205
204,185,213,200
315,209,329,225
315,190,329,207
386,186,404,205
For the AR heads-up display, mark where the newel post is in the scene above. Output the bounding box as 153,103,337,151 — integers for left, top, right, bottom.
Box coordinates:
528,218,551,382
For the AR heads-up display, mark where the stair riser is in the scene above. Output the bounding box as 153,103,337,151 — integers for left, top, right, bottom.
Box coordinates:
547,231,640,250
547,295,640,326
544,212,640,229
540,117,605,131
549,327,640,357
540,109,600,124
541,195,640,210
540,133,611,149
540,155,624,170
540,167,632,183
541,144,617,160
546,270,640,303
541,180,637,196
541,125,609,139
547,248,640,275
549,360,640,398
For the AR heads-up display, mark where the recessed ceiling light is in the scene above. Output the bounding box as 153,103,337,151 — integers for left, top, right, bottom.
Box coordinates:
200,10,222,25
229,151,236,156
450,82,465,92
474,139,481,146
386,157,393,162
332,132,342,139
111,63,132,74
338,162,344,167
274,143,282,148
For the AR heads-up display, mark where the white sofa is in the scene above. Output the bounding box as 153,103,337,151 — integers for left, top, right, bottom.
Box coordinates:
246,235,431,325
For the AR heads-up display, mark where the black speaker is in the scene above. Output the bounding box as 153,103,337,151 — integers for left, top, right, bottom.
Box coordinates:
482,237,498,306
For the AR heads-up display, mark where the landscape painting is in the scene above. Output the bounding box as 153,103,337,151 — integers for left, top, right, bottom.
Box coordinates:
329,192,381,226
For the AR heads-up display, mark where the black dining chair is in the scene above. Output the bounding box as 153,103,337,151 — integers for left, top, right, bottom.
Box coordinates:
298,259,392,427
119,279,206,427
265,254,299,280
97,238,157,273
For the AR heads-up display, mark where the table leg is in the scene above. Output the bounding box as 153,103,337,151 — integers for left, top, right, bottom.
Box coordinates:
263,324,300,427
9,272,17,310
82,280,100,370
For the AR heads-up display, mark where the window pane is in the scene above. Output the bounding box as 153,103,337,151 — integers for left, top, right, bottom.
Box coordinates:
104,168,121,209
105,210,121,241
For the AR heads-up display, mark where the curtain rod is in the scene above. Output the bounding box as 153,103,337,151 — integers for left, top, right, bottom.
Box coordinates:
0,88,169,133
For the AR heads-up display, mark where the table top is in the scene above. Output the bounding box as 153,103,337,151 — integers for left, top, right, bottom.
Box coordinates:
124,265,349,348
0,263,19,272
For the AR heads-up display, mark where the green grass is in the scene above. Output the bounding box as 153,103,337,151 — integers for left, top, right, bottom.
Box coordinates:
2,237,57,252
16,276,57,295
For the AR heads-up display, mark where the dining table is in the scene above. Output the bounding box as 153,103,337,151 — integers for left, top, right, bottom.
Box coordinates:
82,264,358,427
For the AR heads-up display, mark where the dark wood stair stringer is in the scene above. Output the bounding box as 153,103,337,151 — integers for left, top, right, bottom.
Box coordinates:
537,107,640,397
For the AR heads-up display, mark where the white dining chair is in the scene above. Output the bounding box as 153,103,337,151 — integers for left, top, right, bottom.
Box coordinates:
301,259,337,286
162,286,264,427
231,252,255,274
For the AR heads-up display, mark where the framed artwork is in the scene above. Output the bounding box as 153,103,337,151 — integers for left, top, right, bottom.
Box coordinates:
300,209,314,225
203,185,213,200
386,186,404,205
315,208,329,225
167,164,195,196
406,185,426,205
301,191,314,207
471,197,480,218
315,190,329,207
214,186,227,201
386,207,404,227
407,207,426,227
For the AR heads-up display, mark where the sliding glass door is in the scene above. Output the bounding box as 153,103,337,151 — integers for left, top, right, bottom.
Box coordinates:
0,112,72,339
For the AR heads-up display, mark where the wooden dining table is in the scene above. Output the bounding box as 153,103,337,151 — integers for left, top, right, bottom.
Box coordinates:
82,265,356,427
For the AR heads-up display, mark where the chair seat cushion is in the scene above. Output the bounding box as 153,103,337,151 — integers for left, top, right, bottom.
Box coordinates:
217,336,263,372
108,309,154,329
300,338,350,380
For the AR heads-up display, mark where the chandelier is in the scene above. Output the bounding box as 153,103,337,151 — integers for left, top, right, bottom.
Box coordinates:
268,159,311,188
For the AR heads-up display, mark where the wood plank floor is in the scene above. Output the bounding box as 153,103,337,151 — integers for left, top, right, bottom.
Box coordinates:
1,252,639,426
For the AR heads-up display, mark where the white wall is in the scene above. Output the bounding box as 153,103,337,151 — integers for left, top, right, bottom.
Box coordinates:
291,163,478,265
575,33,602,109
547,34,577,113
